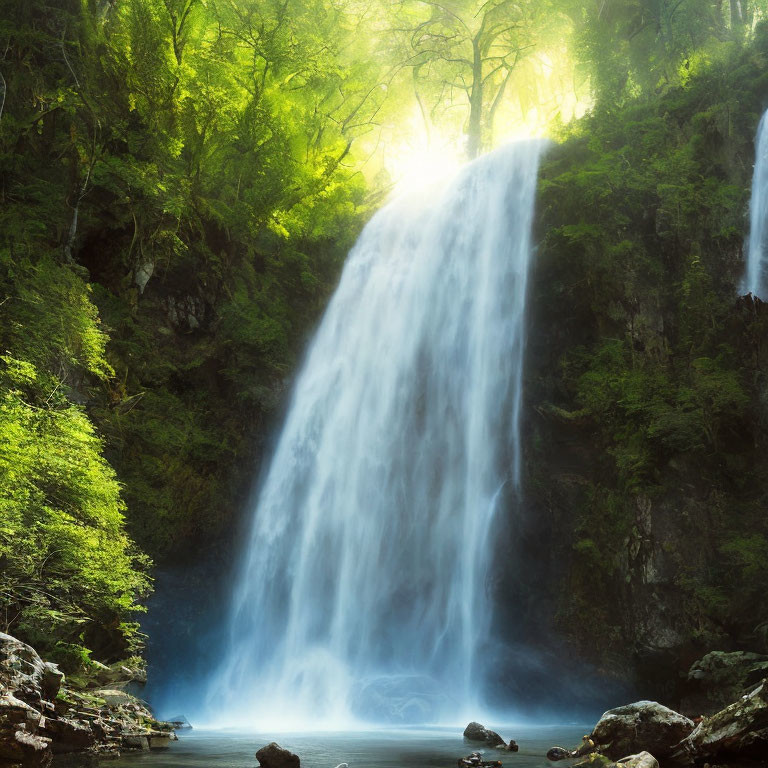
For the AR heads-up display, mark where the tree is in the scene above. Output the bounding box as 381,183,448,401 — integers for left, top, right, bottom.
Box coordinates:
390,0,554,156
566,0,766,104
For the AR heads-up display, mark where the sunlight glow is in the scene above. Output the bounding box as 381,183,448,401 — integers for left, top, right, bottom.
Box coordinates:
381,109,465,198
386,137,464,198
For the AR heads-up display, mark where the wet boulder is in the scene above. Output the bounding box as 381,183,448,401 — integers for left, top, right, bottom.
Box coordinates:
573,755,614,768
590,700,694,759
674,677,768,762
0,632,63,710
0,633,56,765
0,693,52,766
573,751,659,768
683,651,768,715
464,722,488,741
40,664,65,701
122,734,150,750
463,722,505,746
482,729,505,748
149,732,175,749
546,745,574,760
573,735,596,756
256,741,301,768
615,752,659,768
457,753,501,767
45,715,94,753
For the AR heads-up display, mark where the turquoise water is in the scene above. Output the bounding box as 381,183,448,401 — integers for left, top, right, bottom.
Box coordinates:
108,725,588,768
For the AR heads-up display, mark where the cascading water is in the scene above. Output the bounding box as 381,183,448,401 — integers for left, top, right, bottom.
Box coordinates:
204,141,543,728
744,108,768,298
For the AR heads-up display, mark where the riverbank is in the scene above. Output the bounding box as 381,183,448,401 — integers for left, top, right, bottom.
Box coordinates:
0,633,177,766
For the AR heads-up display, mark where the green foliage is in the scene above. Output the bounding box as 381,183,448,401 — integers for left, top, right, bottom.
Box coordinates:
567,0,768,106
0,0,385,569
0,254,113,380
0,349,150,667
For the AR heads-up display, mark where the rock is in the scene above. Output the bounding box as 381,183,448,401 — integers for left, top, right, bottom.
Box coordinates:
674,677,768,761
0,632,59,712
482,730,505,747
506,740,519,752
149,733,174,749
463,722,488,741
546,746,574,760
0,632,176,764
573,735,596,757
590,700,694,759
256,741,301,768
44,716,94,753
0,633,56,765
683,651,768,715
83,658,147,689
573,755,614,768
463,722,505,747
40,664,65,701
165,295,206,331
92,688,144,707
122,734,150,750
135,260,155,294
615,753,659,768
457,753,502,767
0,698,51,765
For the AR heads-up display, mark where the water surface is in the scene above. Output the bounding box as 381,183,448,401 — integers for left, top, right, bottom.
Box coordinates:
110,725,587,768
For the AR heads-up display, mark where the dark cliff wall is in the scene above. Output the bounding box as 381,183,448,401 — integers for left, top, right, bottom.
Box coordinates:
517,34,768,708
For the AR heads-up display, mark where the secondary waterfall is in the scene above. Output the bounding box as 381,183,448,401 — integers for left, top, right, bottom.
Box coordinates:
744,108,768,298
205,141,543,727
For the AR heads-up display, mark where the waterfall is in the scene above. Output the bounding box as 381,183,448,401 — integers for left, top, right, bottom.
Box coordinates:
204,141,543,728
744,109,768,299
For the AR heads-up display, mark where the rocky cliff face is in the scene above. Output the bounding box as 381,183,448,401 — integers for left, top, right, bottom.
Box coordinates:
0,633,177,766
510,39,768,707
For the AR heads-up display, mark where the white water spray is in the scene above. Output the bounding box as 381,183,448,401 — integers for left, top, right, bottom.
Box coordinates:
744,108,768,298
204,141,543,728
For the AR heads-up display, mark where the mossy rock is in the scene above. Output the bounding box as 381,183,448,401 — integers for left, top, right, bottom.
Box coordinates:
574,755,615,768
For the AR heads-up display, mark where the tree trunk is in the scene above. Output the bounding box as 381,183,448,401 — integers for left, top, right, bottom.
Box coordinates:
63,202,78,262
467,39,483,159
413,68,431,142
488,68,514,148
730,0,743,28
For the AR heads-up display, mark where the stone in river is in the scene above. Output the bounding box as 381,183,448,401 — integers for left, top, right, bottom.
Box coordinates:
256,741,301,768
462,721,505,746
589,700,693,759
546,746,574,760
